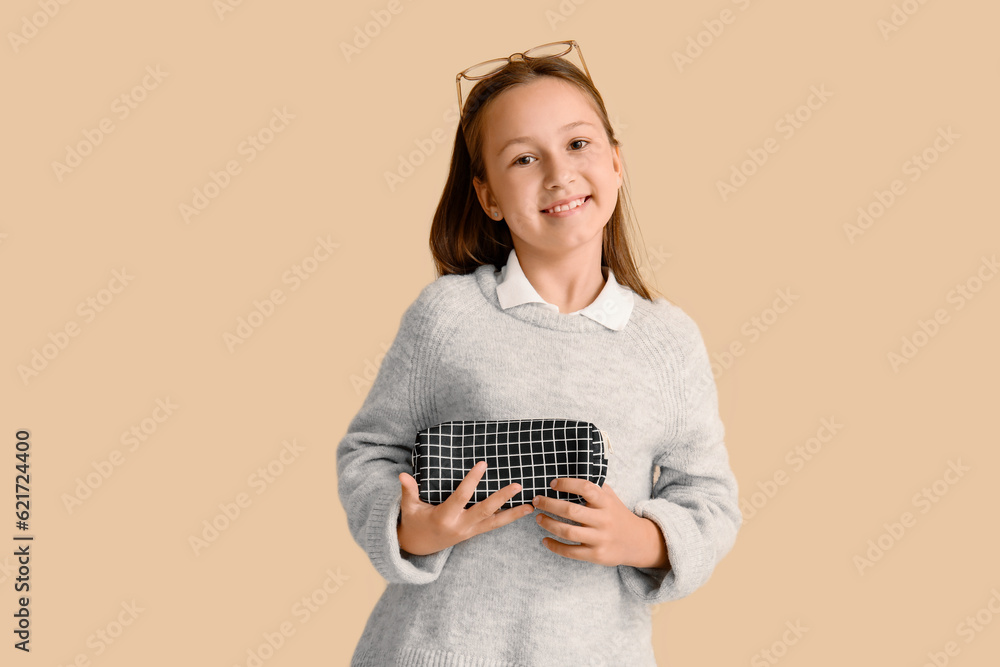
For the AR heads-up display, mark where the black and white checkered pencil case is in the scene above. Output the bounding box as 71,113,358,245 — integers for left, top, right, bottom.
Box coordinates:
411,418,612,510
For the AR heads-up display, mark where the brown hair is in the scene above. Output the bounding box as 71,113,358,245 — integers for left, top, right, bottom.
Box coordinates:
428,55,663,303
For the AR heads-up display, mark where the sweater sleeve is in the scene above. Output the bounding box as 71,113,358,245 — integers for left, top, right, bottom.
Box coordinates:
618,312,741,604
335,293,454,585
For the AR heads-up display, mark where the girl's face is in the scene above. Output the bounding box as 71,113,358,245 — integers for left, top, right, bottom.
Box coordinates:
473,76,623,261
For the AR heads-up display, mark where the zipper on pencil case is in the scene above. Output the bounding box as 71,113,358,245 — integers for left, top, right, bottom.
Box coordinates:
597,427,614,456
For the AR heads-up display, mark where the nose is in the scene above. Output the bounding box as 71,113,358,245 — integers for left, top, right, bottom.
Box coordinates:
543,151,576,191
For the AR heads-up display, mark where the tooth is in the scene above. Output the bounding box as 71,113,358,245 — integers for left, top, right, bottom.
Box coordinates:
547,197,586,213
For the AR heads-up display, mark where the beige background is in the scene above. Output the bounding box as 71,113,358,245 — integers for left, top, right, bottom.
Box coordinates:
2,1,998,665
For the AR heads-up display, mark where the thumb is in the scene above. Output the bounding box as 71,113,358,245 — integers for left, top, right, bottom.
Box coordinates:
399,471,416,503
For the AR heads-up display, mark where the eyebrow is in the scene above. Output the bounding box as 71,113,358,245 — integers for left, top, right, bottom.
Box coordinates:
496,121,595,157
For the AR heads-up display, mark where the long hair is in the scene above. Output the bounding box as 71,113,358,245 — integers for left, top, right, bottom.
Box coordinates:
429,55,663,303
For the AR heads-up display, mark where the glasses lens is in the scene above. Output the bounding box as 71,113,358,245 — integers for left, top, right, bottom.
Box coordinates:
524,42,573,59
462,58,510,80
458,42,585,115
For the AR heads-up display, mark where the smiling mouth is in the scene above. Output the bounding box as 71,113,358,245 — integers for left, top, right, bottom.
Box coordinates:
541,195,591,214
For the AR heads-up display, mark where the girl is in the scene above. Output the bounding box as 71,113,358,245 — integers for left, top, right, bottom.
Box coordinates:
337,40,741,666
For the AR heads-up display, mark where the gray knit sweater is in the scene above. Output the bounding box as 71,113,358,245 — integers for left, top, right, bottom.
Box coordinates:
336,262,741,666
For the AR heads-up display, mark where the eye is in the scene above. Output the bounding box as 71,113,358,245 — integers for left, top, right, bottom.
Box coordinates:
511,139,589,166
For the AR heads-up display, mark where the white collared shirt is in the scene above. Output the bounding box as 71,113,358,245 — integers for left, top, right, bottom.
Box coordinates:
495,248,634,331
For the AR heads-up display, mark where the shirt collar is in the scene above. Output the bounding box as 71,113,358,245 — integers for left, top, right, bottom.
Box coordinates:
495,248,634,331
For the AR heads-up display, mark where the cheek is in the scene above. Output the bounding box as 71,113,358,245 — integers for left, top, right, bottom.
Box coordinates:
592,162,618,193
504,176,541,210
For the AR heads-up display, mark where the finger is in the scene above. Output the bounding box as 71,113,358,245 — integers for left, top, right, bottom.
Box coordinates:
600,481,620,500
398,472,419,508
443,460,488,510
551,477,603,507
474,481,525,520
491,492,537,527
536,511,596,544
542,537,589,562
470,484,535,534
533,493,592,525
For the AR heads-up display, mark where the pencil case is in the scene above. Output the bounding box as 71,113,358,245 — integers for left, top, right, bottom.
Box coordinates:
411,418,612,510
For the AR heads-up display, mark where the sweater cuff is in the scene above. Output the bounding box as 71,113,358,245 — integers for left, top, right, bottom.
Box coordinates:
617,497,708,604
367,486,452,585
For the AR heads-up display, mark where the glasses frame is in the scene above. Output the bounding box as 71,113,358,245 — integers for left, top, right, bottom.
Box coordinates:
455,39,592,118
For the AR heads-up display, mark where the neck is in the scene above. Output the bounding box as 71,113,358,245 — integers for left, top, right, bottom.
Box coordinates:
514,241,606,314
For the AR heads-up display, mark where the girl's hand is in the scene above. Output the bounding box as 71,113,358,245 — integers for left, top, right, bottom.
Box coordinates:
532,478,666,568
397,461,535,556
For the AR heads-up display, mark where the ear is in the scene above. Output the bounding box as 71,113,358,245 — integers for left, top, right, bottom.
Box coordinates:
472,175,499,218
612,143,624,189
